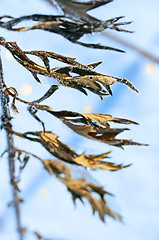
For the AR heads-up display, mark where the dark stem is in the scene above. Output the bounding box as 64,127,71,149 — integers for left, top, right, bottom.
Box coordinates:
0,51,24,240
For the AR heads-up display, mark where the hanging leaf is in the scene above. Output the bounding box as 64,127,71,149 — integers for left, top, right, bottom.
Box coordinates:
43,109,145,147
12,148,123,222
62,120,145,147
42,158,122,222
0,0,132,52
43,159,72,178
12,130,130,170
52,0,113,22
74,153,131,170
83,113,139,126
0,37,138,98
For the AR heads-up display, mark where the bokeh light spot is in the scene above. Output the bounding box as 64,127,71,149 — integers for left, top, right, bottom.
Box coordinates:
83,105,93,113
40,189,47,198
145,62,156,74
20,83,32,96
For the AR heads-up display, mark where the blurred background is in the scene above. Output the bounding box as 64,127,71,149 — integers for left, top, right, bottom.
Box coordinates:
0,0,159,239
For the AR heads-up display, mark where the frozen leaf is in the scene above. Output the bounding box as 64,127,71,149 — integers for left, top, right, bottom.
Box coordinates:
42,158,122,222
74,153,130,171
47,110,145,147
0,5,132,51
22,102,147,149
12,148,123,222
52,0,113,22
43,159,72,178
0,37,138,97
63,120,145,147
10,102,20,115
83,113,139,126
12,130,130,170
63,177,121,222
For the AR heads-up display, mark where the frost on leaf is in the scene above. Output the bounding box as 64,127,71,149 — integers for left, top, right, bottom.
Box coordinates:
0,37,138,98
43,109,145,148
0,0,132,51
14,149,123,222
12,130,130,171
43,159,122,222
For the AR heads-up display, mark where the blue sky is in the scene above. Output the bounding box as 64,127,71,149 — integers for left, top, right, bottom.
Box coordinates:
0,0,159,239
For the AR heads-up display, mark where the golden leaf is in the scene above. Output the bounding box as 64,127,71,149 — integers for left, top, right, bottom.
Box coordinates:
74,153,129,171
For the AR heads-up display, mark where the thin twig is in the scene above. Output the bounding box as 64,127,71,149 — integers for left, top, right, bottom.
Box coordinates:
15,148,44,163
102,31,159,64
0,51,24,240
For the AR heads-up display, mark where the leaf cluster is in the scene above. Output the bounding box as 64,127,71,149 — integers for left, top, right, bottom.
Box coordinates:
0,37,138,98
0,1,148,238
15,148,122,222
0,0,132,51
0,31,146,223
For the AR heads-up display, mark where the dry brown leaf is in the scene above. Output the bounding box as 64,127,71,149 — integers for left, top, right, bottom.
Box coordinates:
64,177,122,222
33,107,143,148
40,158,122,222
0,37,138,97
83,113,139,126
43,159,72,179
0,3,132,51
13,130,130,170
74,153,130,171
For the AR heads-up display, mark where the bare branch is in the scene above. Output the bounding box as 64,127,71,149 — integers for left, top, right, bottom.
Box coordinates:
0,52,24,240
102,31,159,64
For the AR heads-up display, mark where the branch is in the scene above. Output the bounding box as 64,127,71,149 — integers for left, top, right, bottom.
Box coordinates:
102,31,159,64
0,51,24,240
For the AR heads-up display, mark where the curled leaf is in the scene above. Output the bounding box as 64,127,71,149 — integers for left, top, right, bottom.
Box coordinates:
10,101,20,115
12,130,130,170
47,110,145,148
0,37,138,97
0,7,132,51
13,149,123,222
83,113,139,126
42,158,122,222
74,153,131,171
